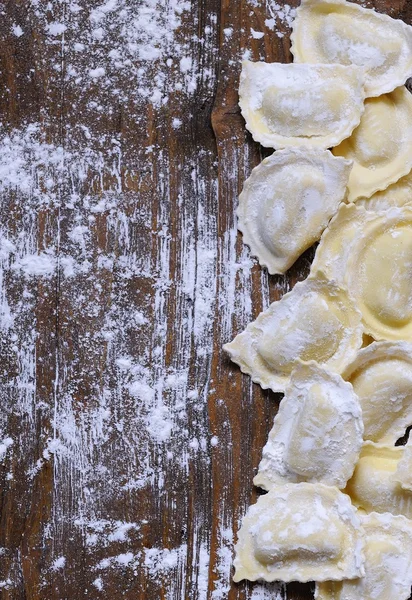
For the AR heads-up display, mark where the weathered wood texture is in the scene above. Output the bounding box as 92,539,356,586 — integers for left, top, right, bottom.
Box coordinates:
0,1,410,599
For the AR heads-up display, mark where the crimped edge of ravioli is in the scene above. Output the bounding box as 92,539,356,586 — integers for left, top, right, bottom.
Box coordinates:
223,272,363,393
233,483,365,583
237,148,352,275
333,87,412,202
342,341,412,444
356,168,412,211
290,0,412,98
315,512,412,600
344,206,412,341
253,361,363,490
238,61,366,149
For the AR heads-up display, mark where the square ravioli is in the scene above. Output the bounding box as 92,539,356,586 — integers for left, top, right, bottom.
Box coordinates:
316,513,412,600
254,362,363,491
234,483,365,583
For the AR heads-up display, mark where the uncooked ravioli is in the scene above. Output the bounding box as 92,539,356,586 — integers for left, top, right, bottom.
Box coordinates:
344,207,412,341
333,87,412,201
237,148,352,274
345,442,412,519
223,274,363,393
238,61,365,149
234,483,365,583
254,362,363,490
357,169,412,211
291,0,412,97
316,513,412,600
342,341,412,444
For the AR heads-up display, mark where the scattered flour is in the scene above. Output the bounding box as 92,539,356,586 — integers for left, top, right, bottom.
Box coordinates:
0,0,291,596
51,556,66,571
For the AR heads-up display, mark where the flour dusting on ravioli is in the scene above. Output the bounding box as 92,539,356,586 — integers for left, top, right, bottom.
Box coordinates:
345,442,412,519
238,148,352,274
344,206,412,341
224,274,363,393
394,438,412,492
239,61,365,149
311,203,376,284
234,483,365,583
333,87,412,202
343,341,412,444
254,362,363,490
291,0,412,97
316,512,412,600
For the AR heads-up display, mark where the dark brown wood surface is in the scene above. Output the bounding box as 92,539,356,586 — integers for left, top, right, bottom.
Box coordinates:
0,1,411,599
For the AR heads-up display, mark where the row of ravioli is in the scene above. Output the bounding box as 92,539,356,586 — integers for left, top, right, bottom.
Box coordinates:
225,0,412,598
239,0,412,278
231,352,412,597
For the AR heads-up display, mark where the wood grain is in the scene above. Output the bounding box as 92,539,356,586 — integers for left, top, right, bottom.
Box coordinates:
0,1,411,599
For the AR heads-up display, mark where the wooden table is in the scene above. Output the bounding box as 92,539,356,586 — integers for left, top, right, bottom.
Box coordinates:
0,1,410,598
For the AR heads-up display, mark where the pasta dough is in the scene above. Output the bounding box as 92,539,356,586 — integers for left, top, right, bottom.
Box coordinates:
233,483,365,583
343,341,412,444
315,512,412,600
310,202,376,283
357,169,412,211
237,148,352,274
313,205,412,341
345,442,412,518
254,362,363,490
239,61,365,149
291,0,412,97
223,274,363,393
394,439,412,491
333,88,412,202
344,206,412,341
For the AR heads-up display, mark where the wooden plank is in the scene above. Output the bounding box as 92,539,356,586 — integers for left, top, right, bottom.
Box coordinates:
0,1,411,599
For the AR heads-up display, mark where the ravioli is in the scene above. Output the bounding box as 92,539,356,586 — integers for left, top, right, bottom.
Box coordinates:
223,274,363,393
310,203,377,283
238,148,352,274
238,61,365,149
316,512,412,600
291,0,412,97
333,87,412,202
345,442,412,518
233,483,365,583
313,206,412,340
344,206,412,340
394,439,412,491
254,362,363,490
357,169,412,211
343,341,412,444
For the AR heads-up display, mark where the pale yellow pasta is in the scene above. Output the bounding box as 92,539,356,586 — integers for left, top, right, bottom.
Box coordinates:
357,169,412,211
394,439,412,491
316,512,412,600
254,362,363,490
223,274,363,393
234,483,365,583
342,342,412,444
345,442,412,518
238,148,352,274
333,88,412,202
239,61,365,149
291,0,412,97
